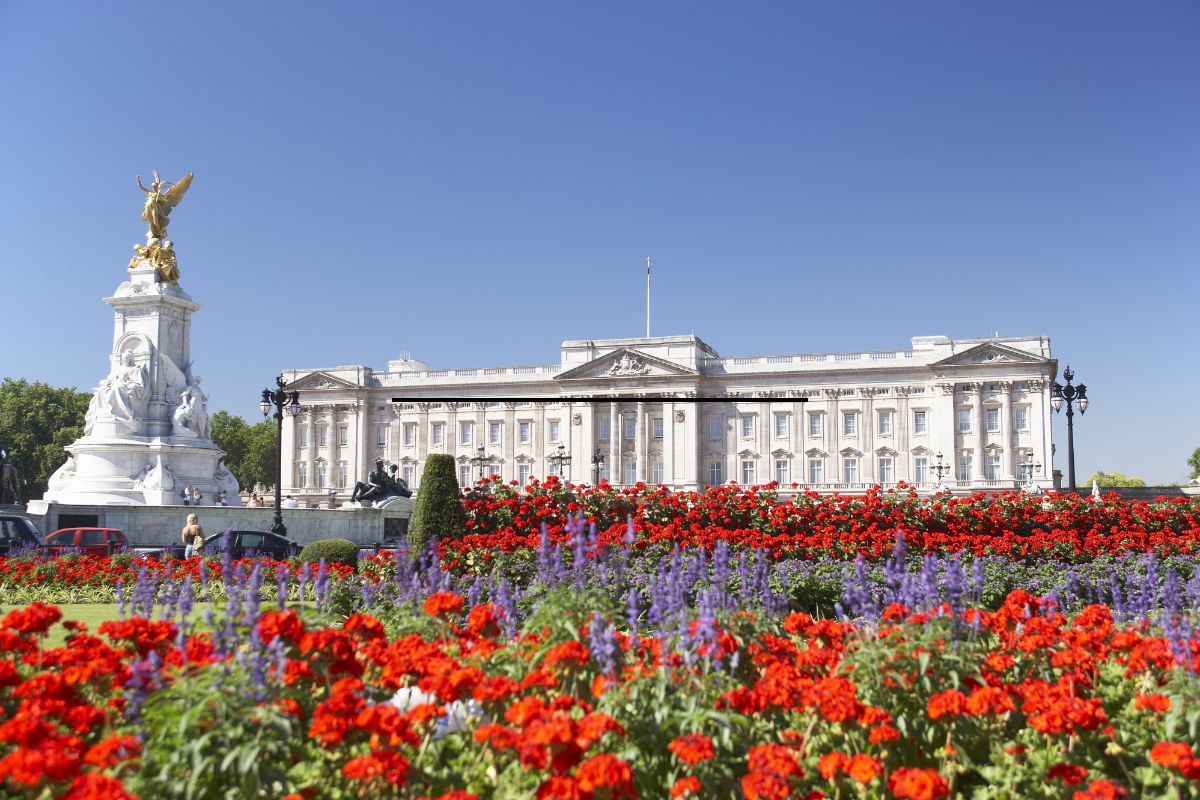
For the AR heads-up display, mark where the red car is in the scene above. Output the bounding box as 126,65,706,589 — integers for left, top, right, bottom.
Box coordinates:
45,527,127,556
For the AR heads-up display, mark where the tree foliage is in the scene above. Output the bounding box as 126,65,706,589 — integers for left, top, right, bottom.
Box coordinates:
1085,471,1147,488
0,378,91,497
407,454,466,556
209,411,278,491
1189,447,1200,481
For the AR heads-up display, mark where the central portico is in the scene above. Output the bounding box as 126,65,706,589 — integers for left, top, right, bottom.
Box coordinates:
280,333,1058,502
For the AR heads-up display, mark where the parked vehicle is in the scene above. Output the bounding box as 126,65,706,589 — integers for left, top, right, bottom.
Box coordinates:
0,514,44,556
199,530,301,560
45,527,127,556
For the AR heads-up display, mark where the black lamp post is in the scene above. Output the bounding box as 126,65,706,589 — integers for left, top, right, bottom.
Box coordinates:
931,453,950,484
469,444,489,485
1051,367,1089,491
548,444,571,481
591,448,605,485
260,375,301,535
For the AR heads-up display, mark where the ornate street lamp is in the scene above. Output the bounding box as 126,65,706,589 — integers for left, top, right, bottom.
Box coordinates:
261,375,301,535
591,448,606,485
469,444,489,485
1051,366,1088,491
929,451,950,496
1020,451,1042,495
548,444,571,481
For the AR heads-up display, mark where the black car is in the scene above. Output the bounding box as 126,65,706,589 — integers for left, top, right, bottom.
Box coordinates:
201,530,301,560
0,515,44,556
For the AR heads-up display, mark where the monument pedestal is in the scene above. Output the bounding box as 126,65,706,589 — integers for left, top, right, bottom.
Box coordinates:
41,261,240,507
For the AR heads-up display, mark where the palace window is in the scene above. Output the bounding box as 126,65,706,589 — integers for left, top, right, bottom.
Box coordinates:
914,456,929,483
878,457,894,484
459,466,471,488
651,461,664,484
808,412,822,437
652,417,663,439
518,464,531,486
623,462,637,484
402,465,415,486
624,417,637,440
403,423,416,446
842,413,857,437
707,416,722,440
957,456,972,482
318,427,328,448
986,453,1001,481
337,426,348,448
707,461,723,486
597,417,610,441
1014,407,1029,431
986,408,1000,432
376,426,388,447
338,463,348,489
842,457,858,484
774,413,789,438
548,420,560,442
741,460,756,485
957,409,971,432
808,458,824,484
299,428,308,449
297,464,307,488
489,421,502,444
518,421,531,443
431,423,444,447
740,416,754,439
913,410,928,434
775,458,790,485
317,463,327,489
460,421,473,445
878,411,892,435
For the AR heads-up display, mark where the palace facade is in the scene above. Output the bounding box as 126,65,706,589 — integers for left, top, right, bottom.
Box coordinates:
280,333,1057,502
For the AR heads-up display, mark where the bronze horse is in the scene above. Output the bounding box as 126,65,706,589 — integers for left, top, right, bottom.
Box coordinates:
0,464,26,505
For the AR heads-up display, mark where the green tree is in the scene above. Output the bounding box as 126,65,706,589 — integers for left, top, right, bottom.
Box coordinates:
210,411,278,490
407,453,466,556
0,378,91,497
1086,471,1147,488
1189,447,1200,481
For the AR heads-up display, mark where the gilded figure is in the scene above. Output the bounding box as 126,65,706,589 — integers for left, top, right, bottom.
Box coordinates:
136,170,193,240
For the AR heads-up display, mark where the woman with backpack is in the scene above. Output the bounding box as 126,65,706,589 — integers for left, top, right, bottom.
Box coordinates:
181,513,205,558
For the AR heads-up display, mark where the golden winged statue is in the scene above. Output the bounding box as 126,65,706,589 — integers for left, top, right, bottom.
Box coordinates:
136,170,193,240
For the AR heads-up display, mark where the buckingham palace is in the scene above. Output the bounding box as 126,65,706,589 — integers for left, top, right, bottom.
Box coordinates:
279,333,1057,502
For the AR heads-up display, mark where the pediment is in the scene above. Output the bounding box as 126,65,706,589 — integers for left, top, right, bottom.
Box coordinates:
556,348,699,381
933,342,1047,368
288,371,360,391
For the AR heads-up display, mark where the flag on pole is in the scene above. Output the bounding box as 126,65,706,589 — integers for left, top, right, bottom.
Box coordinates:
645,256,651,338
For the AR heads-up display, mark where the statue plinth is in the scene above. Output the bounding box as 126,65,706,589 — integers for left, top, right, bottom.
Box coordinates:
42,269,239,507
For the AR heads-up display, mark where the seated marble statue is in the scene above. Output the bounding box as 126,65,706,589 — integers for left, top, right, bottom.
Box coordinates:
350,460,411,504
172,378,211,439
85,352,149,433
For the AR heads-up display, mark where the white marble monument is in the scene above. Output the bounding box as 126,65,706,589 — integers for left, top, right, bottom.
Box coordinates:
36,172,240,508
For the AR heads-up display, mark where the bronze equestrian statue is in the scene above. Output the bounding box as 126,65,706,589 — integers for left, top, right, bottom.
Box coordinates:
0,452,26,505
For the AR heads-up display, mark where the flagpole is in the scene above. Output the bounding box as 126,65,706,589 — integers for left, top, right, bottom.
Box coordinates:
645,256,651,338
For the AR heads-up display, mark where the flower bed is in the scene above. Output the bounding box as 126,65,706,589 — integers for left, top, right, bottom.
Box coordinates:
451,480,1200,564
2,583,1198,799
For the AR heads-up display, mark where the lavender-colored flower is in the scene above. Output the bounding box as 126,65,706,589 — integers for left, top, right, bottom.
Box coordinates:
589,612,619,677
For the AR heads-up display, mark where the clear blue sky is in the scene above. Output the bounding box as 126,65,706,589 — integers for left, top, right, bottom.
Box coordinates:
1,2,1196,484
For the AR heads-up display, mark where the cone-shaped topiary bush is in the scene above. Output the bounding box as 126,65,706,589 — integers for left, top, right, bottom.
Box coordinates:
408,453,466,556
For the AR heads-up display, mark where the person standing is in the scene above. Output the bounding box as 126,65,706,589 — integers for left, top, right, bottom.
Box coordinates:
191,486,202,506
181,513,204,558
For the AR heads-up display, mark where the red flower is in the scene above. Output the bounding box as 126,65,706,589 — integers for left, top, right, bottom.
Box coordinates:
888,767,950,800
424,592,465,618
671,776,702,798
573,753,636,797
1047,763,1089,786
668,733,716,766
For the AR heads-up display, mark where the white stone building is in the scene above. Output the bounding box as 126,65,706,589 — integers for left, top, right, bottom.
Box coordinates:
280,334,1057,502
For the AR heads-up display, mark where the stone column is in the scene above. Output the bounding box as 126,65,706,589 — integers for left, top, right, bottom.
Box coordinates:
896,389,910,484
534,402,546,480
609,399,619,484
417,403,430,490
861,390,875,484
305,414,317,493
663,399,675,485
503,403,516,482
635,400,647,483
999,382,1014,481
971,384,985,485
685,394,699,490
580,402,595,485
